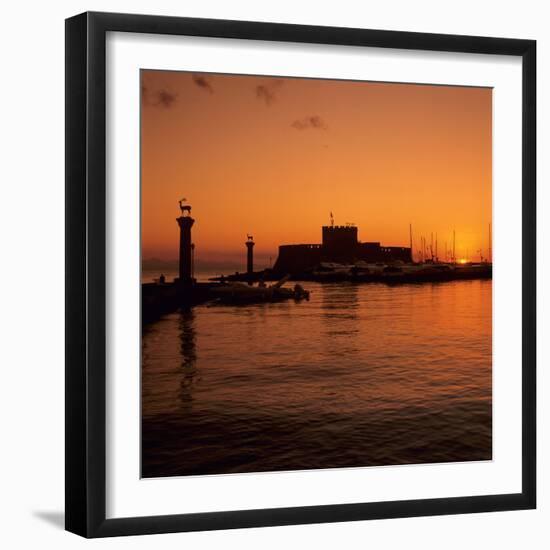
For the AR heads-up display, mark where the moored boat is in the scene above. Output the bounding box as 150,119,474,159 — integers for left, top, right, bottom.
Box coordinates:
209,277,310,304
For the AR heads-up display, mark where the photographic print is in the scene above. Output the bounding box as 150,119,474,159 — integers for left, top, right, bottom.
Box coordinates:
140,70,493,478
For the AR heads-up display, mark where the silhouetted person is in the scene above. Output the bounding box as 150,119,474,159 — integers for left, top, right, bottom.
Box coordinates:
159,273,166,284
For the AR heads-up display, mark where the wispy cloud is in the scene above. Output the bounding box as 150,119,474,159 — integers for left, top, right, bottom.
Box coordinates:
291,115,328,131
192,74,214,93
142,85,178,109
255,79,284,106
156,89,177,108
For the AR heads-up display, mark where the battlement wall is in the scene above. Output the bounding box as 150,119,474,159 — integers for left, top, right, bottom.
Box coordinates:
272,244,323,274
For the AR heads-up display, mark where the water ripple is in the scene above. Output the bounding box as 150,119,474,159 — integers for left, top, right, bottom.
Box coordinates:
142,279,492,477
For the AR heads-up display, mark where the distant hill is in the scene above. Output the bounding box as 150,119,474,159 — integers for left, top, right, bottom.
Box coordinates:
142,258,178,271
142,257,269,274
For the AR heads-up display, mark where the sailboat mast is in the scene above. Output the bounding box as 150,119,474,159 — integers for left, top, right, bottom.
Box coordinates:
409,223,413,262
424,236,426,262
453,230,456,264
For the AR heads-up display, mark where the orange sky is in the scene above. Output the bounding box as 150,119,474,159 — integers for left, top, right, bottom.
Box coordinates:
141,70,492,266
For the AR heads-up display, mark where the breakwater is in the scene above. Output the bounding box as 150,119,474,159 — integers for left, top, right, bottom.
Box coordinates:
211,263,492,284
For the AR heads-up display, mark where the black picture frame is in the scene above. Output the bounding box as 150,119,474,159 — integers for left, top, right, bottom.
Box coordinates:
65,11,536,538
